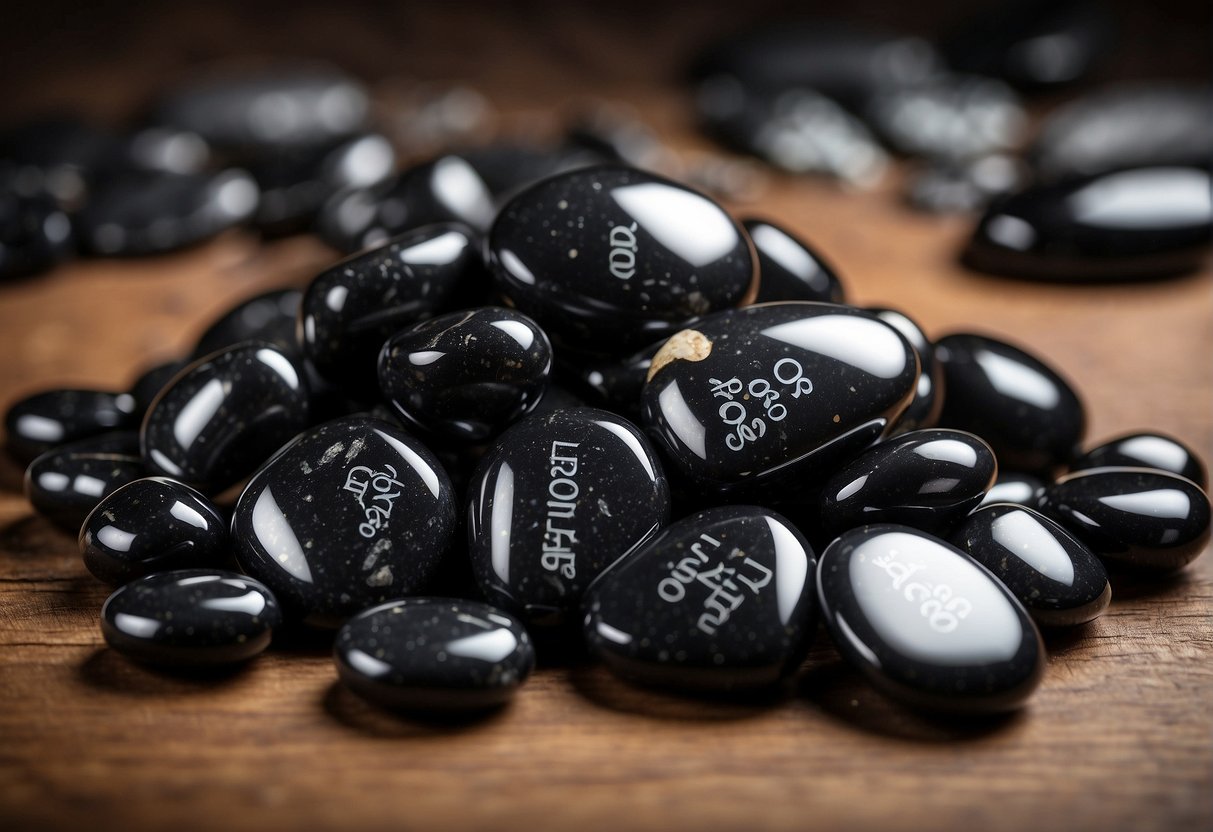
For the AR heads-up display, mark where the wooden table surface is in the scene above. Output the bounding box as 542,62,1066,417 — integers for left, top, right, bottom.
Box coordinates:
1,4,1211,831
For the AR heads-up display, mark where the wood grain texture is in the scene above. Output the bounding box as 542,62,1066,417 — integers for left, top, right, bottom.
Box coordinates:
1,3,1211,831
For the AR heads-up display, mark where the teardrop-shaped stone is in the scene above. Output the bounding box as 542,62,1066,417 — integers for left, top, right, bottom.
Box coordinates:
641,302,918,499
935,332,1084,473
817,524,1044,712
101,569,282,666
467,407,670,626
80,477,228,586
488,165,758,355
869,307,942,433
191,288,302,361
952,504,1110,626
583,505,817,692
1070,432,1206,489
5,388,138,463
232,415,457,625
1038,467,1211,570
141,342,310,494
743,218,845,304
334,598,535,711
25,447,148,532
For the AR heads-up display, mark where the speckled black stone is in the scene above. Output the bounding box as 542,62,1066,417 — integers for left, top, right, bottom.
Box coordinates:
963,167,1212,281
869,307,942,433
101,569,282,666
743,218,844,304
334,598,535,711
128,359,190,418
0,190,74,280
488,164,757,355
641,302,918,500
5,388,138,464
232,415,457,626
191,289,302,361
935,333,1084,473
467,407,670,626
24,447,147,532
378,307,552,443
1038,467,1211,570
952,504,1110,626
301,223,482,393
820,429,997,539
1070,432,1206,489
978,471,1046,509
818,524,1045,712
141,342,310,494
80,477,228,586
583,505,816,692
556,340,662,421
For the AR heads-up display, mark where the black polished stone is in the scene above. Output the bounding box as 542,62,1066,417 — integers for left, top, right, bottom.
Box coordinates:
101,569,282,666
334,598,535,711
141,342,310,494
869,307,942,434
743,218,845,304
905,154,1026,214
128,359,190,418
488,165,758,355
0,116,119,208
232,415,457,625
0,190,74,280
556,340,662,421
641,302,917,500
526,384,587,419
963,167,1212,281
820,429,997,539
935,332,1084,474
467,407,670,626
952,503,1110,626
25,447,147,532
378,307,552,443
458,141,604,201
191,289,302,361
817,524,1044,712
583,505,817,692
1070,432,1206,489
978,471,1046,509
80,477,228,586
5,388,138,464
1038,467,1211,570
301,223,481,392
120,126,211,176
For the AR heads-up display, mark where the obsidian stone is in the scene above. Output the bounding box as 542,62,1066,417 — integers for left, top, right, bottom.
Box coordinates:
820,429,997,538
191,289,302,361
488,164,758,355
952,504,1110,626
527,384,587,419
128,359,190,418
5,388,138,464
935,333,1084,474
80,477,228,586
583,505,817,692
556,340,662,420
120,126,211,175
334,598,535,711
1070,432,1206,489
869,307,942,433
458,141,604,201
232,416,457,625
301,223,481,392
1038,467,1211,570
467,407,670,626
101,569,282,666
141,342,310,494
25,447,147,532
905,154,1026,214
0,190,74,280
0,116,119,208
743,218,845,304
817,524,1044,712
978,471,1046,508
378,307,552,443
963,167,1212,281
641,303,918,500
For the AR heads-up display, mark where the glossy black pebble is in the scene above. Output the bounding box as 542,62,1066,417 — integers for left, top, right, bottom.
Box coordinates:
379,307,552,442
334,598,534,711
468,407,670,626
978,471,1046,508
743,218,845,304
953,504,1110,626
1038,467,1211,570
128,359,190,418
1070,432,1206,489
0,190,74,280
5,388,138,464
25,448,147,532
818,524,1044,712
101,569,282,666
192,288,302,361
583,505,817,692
870,307,942,434
935,332,1084,474
80,477,228,586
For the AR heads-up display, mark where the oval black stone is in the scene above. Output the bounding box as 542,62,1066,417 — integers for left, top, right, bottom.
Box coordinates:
555,340,662,421
128,359,190,419
817,524,1045,712
100,569,282,666
641,302,918,499
141,342,310,494
232,415,457,625
467,407,670,626
25,448,147,532
869,307,942,434
743,218,845,304
0,190,74,280
334,598,534,711
80,477,228,586
583,505,817,692
488,165,757,355
952,504,1110,626
378,307,552,443
978,471,1046,509
5,388,138,464
935,332,1084,474
191,288,302,361
1070,432,1206,489
1038,467,1211,570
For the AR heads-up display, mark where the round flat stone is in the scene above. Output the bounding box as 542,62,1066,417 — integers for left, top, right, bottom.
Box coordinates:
5,388,138,464
1070,432,1206,489
25,447,147,532
743,218,845,304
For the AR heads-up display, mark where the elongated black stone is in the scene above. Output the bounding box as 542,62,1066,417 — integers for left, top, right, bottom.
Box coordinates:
1070,432,1206,489
191,289,302,361
869,307,942,434
5,388,138,464
744,218,845,304
25,448,147,532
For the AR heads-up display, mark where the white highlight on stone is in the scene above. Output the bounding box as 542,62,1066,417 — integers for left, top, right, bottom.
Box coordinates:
764,515,808,626
375,429,441,499
445,628,518,662
172,378,226,449
658,380,707,460
251,486,313,583
490,462,514,584
762,315,908,379
990,510,1075,586
974,349,1060,410
610,183,739,266
490,319,535,350
594,420,655,481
